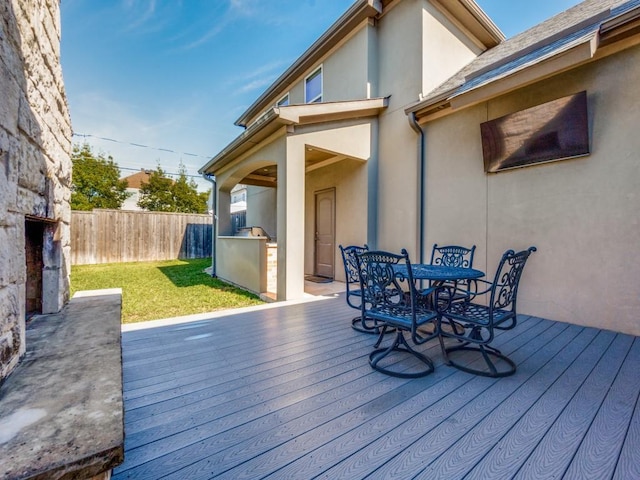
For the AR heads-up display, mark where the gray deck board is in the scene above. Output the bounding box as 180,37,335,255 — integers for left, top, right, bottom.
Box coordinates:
465,329,616,480
562,337,640,480
356,323,585,480
613,341,640,480
112,295,640,480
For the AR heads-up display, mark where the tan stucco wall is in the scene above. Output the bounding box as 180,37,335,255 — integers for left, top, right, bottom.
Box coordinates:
214,134,284,241
251,23,372,125
322,25,371,102
377,107,420,255
305,158,368,281
421,45,640,335
292,119,373,284
378,0,422,109
375,0,481,257
246,186,276,239
211,0,491,300
375,0,422,255
216,236,268,294
421,0,482,94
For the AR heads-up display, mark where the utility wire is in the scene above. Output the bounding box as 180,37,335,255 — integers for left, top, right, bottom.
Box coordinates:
72,132,213,180
117,165,204,179
72,132,213,159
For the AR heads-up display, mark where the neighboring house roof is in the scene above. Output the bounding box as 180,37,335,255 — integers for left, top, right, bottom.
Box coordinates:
234,0,504,128
407,0,640,120
122,169,152,189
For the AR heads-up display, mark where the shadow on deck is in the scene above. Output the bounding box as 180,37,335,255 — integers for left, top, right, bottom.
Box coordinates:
114,294,640,479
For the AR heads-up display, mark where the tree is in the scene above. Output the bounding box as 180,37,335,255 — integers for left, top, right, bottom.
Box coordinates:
71,143,130,210
136,166,174,212
138,164,209,214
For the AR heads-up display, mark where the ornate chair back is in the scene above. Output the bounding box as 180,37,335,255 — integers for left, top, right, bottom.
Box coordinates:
357,250,409,313
339,244,368,309
487,247,536,324
431,244,476,268
430,244,477,301
356,249,439,378
438,246,536,377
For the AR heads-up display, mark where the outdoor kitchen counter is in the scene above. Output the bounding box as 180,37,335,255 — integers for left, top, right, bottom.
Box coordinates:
0,289,124,480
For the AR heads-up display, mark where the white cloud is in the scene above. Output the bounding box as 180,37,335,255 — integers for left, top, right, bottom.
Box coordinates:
236,78,275,94
229,0,260,16
226,59,291,95
68,91,216,188
121,0,157,31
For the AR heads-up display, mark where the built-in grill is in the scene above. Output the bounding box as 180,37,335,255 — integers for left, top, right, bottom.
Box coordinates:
236,226,272,242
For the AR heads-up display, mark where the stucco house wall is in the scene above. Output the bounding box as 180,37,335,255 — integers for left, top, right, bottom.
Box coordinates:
246,23,372,126
0,0,72,380
422,43,640,335
376,0,487,255
316,24,372,103
421,0,484,94
246,186,276,238
305,157,368,281
201,0,501,300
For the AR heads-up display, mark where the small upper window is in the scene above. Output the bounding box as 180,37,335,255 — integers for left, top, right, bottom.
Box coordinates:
305,67,322,103
277,94,289,107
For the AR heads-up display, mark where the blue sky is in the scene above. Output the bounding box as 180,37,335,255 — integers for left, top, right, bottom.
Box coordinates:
60,0,583,191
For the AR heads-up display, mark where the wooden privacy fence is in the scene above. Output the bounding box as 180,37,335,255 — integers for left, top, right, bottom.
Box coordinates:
71,209,212,265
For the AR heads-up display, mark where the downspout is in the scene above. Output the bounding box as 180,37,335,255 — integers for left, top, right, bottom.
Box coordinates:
408,112,426,264
202,173,217,277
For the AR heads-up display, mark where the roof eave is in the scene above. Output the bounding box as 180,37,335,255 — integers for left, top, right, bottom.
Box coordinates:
408,3,640,124
408,38,598,123
200,109,283,175
430,0,505,50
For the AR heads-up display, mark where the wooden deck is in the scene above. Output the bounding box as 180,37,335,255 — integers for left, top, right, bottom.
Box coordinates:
113,294,640,479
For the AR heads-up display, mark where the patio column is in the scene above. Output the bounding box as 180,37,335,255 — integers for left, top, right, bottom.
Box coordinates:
276,135,306,300
217,190,232,236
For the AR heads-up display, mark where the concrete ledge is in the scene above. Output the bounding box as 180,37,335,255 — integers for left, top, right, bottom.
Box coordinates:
0,290,124,480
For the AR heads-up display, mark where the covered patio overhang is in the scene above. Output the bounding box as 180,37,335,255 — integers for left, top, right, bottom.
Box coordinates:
200,97,389,301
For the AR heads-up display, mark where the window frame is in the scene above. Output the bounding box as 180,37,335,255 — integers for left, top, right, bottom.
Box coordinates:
304,66,323,104
276,93,290,107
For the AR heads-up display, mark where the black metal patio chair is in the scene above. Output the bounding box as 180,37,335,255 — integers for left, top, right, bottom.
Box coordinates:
438,246,536,377
431,243,476,268
356,249,440,378
429,243,477,303
339,243,384,334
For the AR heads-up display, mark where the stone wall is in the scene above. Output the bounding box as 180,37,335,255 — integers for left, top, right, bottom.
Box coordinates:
0,0,72,380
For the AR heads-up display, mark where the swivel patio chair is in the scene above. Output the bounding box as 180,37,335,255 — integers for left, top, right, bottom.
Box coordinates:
339,244,382,334
430,243,476,269
356,249,440,378
429,243,477,303
438,246,536,377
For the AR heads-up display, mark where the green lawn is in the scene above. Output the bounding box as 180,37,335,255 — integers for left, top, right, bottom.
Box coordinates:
70,258,263,323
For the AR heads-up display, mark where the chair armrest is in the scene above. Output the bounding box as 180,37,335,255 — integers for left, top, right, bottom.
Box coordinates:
417,286,437,298
468,278,493,297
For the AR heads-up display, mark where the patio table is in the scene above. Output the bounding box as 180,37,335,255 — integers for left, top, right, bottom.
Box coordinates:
393,264,484,284
393,263,485,335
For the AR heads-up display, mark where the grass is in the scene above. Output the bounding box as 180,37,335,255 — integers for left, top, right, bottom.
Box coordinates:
70,258,263,323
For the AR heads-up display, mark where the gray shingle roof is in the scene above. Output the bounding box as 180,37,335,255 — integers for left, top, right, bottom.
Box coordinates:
417,0,640,106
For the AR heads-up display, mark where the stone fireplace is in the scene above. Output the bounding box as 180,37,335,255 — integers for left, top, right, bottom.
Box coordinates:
0,0,72,382
0,4,123,480
25,216,64,319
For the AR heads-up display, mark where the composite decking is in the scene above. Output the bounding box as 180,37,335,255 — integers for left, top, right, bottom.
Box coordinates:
113,294,640,479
